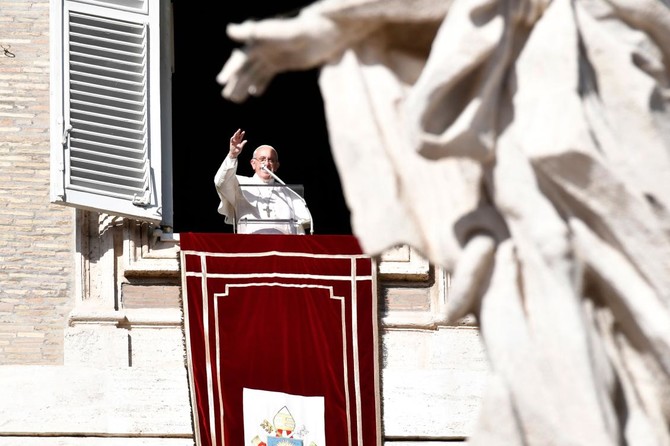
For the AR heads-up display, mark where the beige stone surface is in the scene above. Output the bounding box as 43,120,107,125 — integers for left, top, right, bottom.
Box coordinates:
0,365,192,436
382,327,487,438
0,325,482,444
0,440,194,446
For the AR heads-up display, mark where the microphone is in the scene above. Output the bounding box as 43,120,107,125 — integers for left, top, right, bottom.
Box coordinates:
260,164,282,184
260,165,314,235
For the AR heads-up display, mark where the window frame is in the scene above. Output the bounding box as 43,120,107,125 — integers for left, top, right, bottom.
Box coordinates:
50,0,173,226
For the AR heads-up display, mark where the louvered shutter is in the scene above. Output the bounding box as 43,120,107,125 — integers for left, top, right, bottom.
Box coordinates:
51,0,165,223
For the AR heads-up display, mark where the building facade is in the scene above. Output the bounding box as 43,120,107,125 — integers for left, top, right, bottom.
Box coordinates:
0,0,487,444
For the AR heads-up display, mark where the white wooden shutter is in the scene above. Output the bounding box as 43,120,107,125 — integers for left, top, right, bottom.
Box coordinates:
50,0,164,223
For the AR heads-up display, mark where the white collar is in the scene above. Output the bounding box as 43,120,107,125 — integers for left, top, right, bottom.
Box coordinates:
252,173,274,185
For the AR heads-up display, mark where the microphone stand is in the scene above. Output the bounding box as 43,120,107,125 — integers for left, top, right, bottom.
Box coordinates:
261,165,314,235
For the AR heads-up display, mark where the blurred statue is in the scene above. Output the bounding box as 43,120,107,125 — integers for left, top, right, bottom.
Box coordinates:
217,0,670,444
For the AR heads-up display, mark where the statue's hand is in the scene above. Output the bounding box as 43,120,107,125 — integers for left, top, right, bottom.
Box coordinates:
217,48,269,103
217,15,356,103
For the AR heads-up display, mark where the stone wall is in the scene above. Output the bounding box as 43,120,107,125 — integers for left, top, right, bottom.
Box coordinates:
0,0,74,365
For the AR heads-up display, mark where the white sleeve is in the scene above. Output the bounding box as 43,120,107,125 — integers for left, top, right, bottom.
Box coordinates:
292,195,313,233
213,155,240,225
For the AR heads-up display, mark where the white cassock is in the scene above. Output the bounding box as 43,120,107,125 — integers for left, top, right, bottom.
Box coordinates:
214,155,312,234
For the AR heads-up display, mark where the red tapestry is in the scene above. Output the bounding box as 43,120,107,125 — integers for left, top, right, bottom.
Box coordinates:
180,233,381,446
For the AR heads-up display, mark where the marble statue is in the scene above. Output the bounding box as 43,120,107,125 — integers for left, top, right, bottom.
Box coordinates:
216,0,670,444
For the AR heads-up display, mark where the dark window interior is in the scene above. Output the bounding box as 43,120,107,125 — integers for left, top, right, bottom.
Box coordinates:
172,1,352,234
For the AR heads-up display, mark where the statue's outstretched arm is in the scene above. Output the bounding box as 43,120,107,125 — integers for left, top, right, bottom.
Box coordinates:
217,5,377,103
216,0,454,103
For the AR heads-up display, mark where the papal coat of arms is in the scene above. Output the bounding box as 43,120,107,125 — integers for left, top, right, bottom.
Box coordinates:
250,405,317,446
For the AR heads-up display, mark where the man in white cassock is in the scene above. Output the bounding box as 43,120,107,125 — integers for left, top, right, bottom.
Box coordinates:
214,128,312,234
